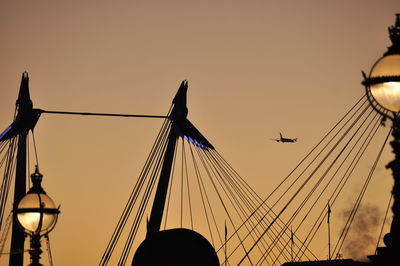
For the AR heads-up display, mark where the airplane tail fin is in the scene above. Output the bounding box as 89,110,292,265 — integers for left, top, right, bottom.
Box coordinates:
280,132,283,139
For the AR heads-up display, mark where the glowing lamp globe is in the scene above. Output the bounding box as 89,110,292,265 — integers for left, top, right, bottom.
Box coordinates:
17,193,58,233
15,166,59,235
368,54,400,112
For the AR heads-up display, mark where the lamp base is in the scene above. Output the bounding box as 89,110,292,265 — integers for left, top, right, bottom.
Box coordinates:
28,234,43,266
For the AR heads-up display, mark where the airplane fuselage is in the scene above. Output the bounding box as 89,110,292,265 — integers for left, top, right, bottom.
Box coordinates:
273,133,297,143
279,138,296,143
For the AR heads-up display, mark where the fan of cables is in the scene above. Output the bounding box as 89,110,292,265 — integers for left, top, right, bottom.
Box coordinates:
100,93,393,266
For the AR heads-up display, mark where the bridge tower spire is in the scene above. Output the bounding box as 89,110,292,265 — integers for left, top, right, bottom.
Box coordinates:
9,72,31,266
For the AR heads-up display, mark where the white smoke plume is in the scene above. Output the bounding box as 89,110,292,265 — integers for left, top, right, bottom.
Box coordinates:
340,203,385,262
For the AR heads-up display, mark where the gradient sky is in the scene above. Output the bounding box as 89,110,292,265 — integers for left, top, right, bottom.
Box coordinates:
1,1,399,265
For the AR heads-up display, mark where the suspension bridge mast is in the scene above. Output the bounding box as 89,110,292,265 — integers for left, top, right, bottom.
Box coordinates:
131,81,219,266
145,82,187,237
10,73,30,266
8,72,39,266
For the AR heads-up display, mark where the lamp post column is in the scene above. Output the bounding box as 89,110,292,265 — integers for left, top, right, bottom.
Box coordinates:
363,14,400,264
386,116,400,247
28,233,43,266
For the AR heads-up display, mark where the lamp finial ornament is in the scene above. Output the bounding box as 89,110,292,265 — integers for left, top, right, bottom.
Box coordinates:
385,14,400,55
29,165,45,194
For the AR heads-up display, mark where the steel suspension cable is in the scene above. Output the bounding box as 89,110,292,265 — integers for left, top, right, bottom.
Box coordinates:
40,109,169,119
263,96,368,209
269,111,376,265
117,122,172,265
375,194,392,253
332,127,390,257
0,137,17,229
0,211,12,258
31,131,39,167
117,132,170,265
202,149,293,265
101,121,169,264
193,147,254,265
268,102,371,220
287,107,378,235
221,97,368,260
295,111,383,261
187,143,217,248
182,140,194,229
180,139,185,227
237,99,371,265
322,118,385,256
272,108,380,264
197,148,279,264
209,149,317,262
272,110,382,264
211,155,316,258
44,234,54,266
162,140,178,229
100,114,171,265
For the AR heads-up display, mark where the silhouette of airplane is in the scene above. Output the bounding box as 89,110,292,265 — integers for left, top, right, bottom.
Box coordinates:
271,133,298,143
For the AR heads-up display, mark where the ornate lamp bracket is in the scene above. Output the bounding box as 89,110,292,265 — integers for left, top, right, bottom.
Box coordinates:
362,71,394,122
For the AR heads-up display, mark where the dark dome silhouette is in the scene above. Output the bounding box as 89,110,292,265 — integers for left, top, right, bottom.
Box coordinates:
132,228,220,266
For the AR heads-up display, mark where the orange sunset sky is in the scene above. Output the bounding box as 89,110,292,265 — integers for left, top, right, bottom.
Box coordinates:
1,1,400,265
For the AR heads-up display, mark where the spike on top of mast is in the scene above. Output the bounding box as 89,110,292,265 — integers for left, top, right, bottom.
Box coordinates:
16,71,33,112
168,80,214,150
170,80,188,121
0,72,41,141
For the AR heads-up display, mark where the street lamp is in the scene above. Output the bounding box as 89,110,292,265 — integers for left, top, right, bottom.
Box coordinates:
368,54,400,112
363,14,400,263
14,166,60,266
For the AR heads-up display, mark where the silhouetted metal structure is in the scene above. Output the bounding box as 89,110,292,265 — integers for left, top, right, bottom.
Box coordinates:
282,260,367,266
2,75,221,265
1,15,399,266
362,14,400,266
282,13,400,266
1,72,40,266
146,81,213,237
131,81,219,265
